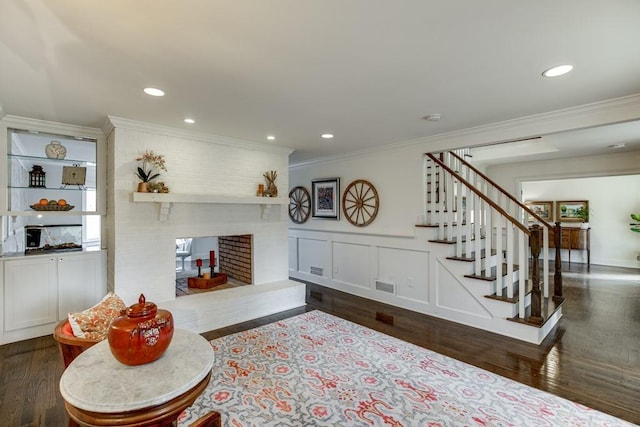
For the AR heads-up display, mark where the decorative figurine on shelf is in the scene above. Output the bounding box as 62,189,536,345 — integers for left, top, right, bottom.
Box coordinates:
135,150,167,192
29,165,46,188
263,170,278,197
45,141,67,159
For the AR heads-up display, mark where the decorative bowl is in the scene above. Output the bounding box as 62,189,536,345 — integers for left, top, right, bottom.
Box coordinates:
30,204,74,211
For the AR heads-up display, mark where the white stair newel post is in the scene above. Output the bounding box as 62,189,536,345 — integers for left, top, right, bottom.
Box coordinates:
506,224,514,299
518,231,526,319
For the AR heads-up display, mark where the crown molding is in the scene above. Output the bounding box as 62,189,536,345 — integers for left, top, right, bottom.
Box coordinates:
290,93,640,168
104,116,294,156
1,115,105,139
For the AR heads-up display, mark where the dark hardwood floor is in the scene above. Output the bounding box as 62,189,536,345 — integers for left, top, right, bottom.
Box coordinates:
1,263,638,426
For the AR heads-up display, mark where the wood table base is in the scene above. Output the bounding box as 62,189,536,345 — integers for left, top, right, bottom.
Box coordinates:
65,372,211,427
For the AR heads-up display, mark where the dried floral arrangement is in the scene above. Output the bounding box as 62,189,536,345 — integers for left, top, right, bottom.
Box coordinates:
135,150,167,182
263,170,278,197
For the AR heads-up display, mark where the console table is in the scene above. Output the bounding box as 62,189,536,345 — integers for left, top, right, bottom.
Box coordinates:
59,329,214,426
549,227,590,267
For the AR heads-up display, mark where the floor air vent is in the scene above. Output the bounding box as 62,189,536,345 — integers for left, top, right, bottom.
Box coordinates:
310,266,324,276
376,312,395,325
375,280,396,294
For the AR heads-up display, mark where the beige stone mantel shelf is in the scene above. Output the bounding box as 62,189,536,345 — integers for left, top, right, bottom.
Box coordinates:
132,192,289,221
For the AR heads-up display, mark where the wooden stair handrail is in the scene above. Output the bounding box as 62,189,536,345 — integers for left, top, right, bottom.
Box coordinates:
448,151,553,229
426,153,530,236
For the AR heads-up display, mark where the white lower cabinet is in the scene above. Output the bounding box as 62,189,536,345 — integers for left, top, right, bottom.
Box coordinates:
4,256,58,331
2,251,106,344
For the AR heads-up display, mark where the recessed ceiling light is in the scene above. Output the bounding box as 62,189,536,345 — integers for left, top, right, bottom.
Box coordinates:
542,65,573,77
184,118,195,124
608,143,625,149
422,113,441,121
321,133,334,139
267,135,276,140
143,87,165,96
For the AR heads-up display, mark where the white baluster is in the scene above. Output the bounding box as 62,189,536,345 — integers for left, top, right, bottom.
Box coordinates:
495,214,504,297
506,225,514,299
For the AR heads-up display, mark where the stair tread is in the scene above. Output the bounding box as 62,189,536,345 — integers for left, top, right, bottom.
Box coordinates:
447,249,497,262
508,295,565,328
417,222,468,228
464,263,520,281
429,235,484,244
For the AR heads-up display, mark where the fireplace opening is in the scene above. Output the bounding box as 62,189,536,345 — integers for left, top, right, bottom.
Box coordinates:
175,234,253,297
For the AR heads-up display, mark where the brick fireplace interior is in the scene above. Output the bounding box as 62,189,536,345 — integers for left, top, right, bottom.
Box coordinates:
176,234,253,296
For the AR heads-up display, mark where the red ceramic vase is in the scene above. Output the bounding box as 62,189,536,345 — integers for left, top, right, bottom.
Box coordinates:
108,294,174,366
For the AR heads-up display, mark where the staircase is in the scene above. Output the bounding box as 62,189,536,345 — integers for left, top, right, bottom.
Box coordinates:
422,151,564,344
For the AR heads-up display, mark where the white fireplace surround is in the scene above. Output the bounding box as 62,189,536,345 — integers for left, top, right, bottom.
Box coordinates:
104,117,305,333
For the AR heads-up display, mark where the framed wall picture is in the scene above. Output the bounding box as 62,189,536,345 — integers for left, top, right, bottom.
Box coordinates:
556,200,589,222
312,178,340,220
525,200,554,222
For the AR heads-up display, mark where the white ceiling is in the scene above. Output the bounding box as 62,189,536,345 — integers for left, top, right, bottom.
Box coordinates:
1,1,640,164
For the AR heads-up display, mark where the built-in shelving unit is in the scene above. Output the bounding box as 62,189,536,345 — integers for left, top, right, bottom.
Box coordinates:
1,116,106,255
132,192,289,221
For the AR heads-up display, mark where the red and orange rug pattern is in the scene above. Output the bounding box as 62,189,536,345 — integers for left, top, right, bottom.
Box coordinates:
179,311,630,426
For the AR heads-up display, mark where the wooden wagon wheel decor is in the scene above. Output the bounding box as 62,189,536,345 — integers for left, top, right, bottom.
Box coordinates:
288,186,311,224
342,179,379,227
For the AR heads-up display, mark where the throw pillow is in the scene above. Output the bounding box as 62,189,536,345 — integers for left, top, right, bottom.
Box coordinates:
68,292,126,340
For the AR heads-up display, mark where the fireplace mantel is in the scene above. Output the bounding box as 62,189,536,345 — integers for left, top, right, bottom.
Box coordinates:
132,192,289,221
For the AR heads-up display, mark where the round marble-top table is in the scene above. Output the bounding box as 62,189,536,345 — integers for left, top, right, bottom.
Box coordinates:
60,328,214,426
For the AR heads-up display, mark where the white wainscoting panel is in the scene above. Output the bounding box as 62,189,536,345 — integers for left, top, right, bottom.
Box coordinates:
434,258,492,318
288,236,298,273
377,246,430,303
332,242,370,289
297,237,331,278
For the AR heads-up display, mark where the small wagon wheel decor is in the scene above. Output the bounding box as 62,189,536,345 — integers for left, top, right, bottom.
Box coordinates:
342,179,379,227
288,186,311,224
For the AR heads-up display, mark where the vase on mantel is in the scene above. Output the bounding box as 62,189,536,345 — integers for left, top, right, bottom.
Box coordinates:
137,182,149,192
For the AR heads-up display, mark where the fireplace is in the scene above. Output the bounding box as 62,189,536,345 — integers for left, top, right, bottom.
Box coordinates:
176,234,253,296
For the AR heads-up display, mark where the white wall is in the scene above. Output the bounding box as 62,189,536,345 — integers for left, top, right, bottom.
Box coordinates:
488,152,640,268
521,175,640,267
105,118,292,305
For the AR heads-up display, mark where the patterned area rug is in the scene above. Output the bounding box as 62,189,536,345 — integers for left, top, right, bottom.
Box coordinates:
178,311,630,426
